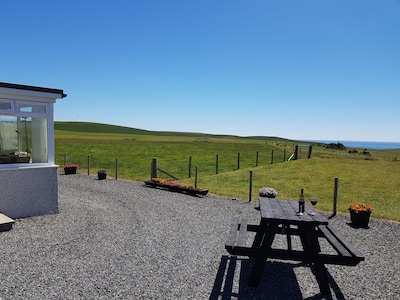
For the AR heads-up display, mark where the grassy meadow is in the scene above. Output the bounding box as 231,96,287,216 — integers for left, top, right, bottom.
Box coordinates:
55,122,400,221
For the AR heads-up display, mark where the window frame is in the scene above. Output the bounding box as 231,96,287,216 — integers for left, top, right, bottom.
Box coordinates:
0,98,52,167
0,99,15,112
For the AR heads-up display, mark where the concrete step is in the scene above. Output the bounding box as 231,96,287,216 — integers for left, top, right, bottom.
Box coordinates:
0,213,15,232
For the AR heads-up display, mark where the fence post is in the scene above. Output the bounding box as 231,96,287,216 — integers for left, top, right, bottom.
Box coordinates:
195,165,198,188
283,149,286,162
237,153,240,170
87,155,90,175
271,150,274,164
249,170,253,202
151,158,158,179
188,156,192,178
256,151,259,167
294,145,299,160
115,158,118,180
307,145,313,158
216,154,219,174
330,177,339,219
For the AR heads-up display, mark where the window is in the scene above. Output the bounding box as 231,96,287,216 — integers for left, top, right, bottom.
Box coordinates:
0,99,49,164
19,103,46,113
0,100,14,112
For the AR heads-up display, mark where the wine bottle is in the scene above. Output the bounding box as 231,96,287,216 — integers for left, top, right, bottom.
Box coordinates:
299,188,305,213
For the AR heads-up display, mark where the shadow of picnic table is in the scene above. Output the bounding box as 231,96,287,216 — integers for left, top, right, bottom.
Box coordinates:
209,256,346,300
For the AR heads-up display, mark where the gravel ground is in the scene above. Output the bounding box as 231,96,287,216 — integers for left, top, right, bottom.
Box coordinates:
0,173,399,299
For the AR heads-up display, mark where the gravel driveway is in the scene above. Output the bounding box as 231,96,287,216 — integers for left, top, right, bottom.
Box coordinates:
0,173,399,299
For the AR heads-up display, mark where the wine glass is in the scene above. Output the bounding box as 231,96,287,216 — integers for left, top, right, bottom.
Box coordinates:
309,197,318,216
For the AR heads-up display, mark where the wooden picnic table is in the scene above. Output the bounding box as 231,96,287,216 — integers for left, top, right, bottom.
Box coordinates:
225,197,365,296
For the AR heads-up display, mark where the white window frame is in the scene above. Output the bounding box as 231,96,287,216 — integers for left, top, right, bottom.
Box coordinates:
17,101,48,115
0,99,53,168
0,99,15,112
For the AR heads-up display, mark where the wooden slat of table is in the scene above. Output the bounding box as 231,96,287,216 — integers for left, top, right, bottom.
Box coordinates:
260,198,298,220
225,217,240,248
259,198,328,225
319,225,352,257
237,219,248,247
259,198,285,220
277,199,302,222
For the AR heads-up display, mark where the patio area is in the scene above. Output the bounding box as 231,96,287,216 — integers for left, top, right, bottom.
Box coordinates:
0,173,399,299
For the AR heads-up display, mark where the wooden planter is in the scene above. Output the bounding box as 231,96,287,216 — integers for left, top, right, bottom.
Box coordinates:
349,210,371,228
144,180,208,196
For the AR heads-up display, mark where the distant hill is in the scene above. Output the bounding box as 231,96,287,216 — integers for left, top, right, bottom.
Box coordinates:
55,122,155,135
54,121,299,142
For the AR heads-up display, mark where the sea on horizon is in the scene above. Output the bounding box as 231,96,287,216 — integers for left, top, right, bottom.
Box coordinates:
307,140,400,150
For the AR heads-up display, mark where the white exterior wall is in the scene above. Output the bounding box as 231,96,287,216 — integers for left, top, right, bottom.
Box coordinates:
0,83,65,218
0,165,58,218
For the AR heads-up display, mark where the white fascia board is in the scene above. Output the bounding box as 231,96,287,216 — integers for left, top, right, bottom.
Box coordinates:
0,88,64,103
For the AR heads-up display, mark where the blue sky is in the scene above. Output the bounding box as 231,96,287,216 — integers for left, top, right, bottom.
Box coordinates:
1,0,399,142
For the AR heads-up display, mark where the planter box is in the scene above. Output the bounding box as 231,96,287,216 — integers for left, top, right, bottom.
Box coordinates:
64,167,77,175
350,210,371,228
144,180,208,196
98,170,107,180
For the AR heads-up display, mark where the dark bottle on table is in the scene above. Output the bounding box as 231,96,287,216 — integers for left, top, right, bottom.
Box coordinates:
299,188,305,213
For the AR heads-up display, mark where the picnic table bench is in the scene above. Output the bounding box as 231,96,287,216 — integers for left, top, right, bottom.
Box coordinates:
225,198,365,296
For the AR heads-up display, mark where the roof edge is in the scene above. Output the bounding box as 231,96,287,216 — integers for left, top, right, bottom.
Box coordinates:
0,82,67,98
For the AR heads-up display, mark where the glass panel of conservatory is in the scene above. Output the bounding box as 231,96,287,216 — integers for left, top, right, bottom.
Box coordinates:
0,101,12,111
0,115,18,150
0,115,48,163
19,103,46,114
30,117,48,163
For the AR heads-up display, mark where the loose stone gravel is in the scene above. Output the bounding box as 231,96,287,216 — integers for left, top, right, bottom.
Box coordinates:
0,173,399,299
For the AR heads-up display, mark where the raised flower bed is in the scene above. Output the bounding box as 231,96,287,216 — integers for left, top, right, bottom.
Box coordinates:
144,178,208,196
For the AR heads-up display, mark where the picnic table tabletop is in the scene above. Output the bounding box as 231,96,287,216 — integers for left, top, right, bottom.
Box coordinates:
259,197,328,225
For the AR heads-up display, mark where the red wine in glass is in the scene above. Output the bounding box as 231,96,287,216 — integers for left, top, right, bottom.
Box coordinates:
309,197,318,215
311,197,318,206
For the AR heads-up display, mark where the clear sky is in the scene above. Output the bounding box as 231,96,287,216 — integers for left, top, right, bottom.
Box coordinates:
1,0,399,142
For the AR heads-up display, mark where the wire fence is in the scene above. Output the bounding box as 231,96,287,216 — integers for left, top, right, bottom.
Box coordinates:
58,148,293,181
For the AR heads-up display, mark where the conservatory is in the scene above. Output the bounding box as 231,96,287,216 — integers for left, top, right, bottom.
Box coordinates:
0,82,66,218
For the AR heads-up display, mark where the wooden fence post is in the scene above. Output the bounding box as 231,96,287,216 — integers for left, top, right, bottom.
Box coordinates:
87,155,90,175
151,158,158,179
307,145,313,158
283,149,286,162
271,150,274,164
237,153,240,170
256,151,259,167
216,154,219,174
294,145,299,160
330,177,339,219
188,156,192,178
249,170,253,202
115,158,118,179
195,165,198,188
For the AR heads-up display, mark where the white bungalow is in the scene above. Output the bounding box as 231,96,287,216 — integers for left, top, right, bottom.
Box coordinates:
0,82,66,219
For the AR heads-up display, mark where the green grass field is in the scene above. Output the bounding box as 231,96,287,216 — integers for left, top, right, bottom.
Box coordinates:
55,122,400,221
